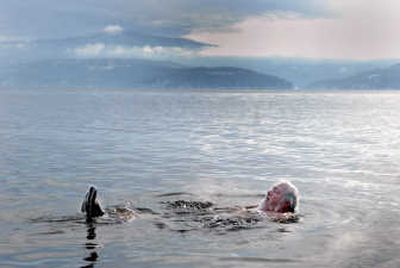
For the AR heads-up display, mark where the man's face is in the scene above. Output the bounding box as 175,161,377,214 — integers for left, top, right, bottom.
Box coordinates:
259,181,298,213
266,184,285,211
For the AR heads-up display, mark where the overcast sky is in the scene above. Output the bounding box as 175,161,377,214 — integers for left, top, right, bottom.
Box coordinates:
1,0,400,60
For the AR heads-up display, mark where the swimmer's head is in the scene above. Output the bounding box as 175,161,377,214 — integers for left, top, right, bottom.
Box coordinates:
258,181,299,213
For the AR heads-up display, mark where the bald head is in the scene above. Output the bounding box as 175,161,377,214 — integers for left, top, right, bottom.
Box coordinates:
258,181,299,213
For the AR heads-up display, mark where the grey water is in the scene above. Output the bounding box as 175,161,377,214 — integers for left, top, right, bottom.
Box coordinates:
1,88,400,267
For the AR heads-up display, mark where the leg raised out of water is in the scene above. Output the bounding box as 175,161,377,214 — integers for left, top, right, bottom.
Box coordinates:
81,186,104,222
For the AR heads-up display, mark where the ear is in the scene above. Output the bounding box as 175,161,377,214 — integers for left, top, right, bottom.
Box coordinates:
276,200,287,213
284,193,297,212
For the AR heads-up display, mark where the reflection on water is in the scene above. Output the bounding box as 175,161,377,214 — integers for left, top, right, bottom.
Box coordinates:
82,224,99,268
1,89,400,267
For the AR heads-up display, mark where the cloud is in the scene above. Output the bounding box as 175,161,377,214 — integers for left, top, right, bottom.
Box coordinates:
0,0,328,39
73,43,106,57
0,35,17,43
106,0,328,35
71,43,196,59
186,0,400,60
2,0,399,60
0,35,29,43
103,25,123,34
0,35,30,50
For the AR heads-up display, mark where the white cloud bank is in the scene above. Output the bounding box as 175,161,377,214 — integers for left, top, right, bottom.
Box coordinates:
103,24,124,34
0,35,29,43
186,0,400,60
0,35,30,49
72,43,196,58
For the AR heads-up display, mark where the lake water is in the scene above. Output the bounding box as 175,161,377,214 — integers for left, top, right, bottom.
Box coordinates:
1,89,400,268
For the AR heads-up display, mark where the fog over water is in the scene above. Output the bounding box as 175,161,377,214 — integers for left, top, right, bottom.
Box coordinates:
0,89,400,267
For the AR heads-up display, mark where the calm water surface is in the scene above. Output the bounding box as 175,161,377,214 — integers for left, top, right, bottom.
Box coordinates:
1,89,400,267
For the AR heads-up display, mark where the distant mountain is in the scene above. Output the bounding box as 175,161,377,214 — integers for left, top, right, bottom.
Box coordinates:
0,58,293,90
1,30,396,89
308,63,400,89
178,57,396,88
36,30,213,49
0,31,213,62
